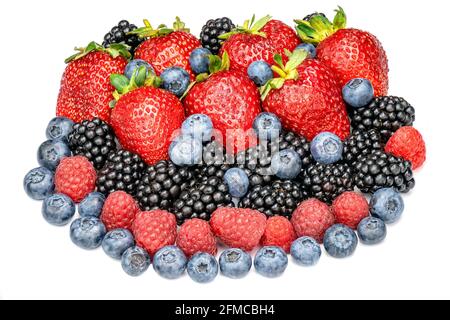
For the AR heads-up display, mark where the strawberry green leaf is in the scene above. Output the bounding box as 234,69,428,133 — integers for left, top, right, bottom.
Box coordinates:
209,55,223,74
250,15,272,32
285,49,308,72
333,6,347,29
220,51,230,71
260,78,285,101
135,65,148,87
111,74,130,94
273,54,284,69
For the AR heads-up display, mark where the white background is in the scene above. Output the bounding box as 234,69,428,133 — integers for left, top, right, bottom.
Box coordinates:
0,0,449,300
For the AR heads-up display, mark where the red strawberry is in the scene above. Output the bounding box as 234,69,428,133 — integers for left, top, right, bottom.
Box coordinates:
177,219,217,257
261,50,350,140
261,216,296,253
56,42,129,123
110,86,185,165
210,207,267,251
261,19,300,57
295,7,389,96
132,210,178,256
101,191,140,231
133,18,201,80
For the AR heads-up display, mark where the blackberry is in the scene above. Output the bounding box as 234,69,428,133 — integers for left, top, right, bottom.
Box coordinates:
302,162,355,204
102,20,143,54
354,150,415,194
239,180,306,219
200,17,235,55
68,118,118,170
350,96,416,143
303,12,327,21
97,150,146,196
343,129,383,166
135,160,194,211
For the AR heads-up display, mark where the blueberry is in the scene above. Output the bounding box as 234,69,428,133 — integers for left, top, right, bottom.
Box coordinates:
247,61,273,86
342,78,374,108
124,59,154,80
219,248,252,279
224,168,250,198
102,229,135,260
253,112,282,142
189,48,212,74
324,224,358,258
46,117,74,142
42,194,75,226
70,217,107,250
270,149,302,179
169,135,203,167
181,114,214,142
79,192,105,218
187,253,218,283
37,140,71,171
357,217,387,245
161,67,191,97
121,246,151,277
24,167,54,200
291,237,322,266
370,188,404,224
254,246,288,278
310,132,343,165
295,43,317,59
153,246,188,279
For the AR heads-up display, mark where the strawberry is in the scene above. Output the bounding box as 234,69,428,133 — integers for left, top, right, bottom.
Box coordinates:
261,50,350,140
133,18,201,80
295,7,389,96
220,16,300,72
56,42,130,123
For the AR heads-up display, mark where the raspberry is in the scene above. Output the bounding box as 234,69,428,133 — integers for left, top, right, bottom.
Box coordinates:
261,216,296,253
210,208,267,251
385,126,426,170
101,191,140,231
291,199,335,243
132,210,177,256
332,192,369,229
55,156,96,203
177,219,217,257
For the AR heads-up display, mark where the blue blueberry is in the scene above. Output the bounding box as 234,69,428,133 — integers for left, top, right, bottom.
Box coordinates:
295,43,317,59
270,149,302,179
46,117,74,142
324,224,358,258
79,192,105,218
310,132,343,164
121,246,151,277
42,194,76,226
342,78,374,108
70,217,107,250
370,188,404,224
124,59,154,80
102,229,135,260
37,140,71,171
189,48,212,74
253,112,282,142
219,248,252,279
224,168,250,198
291,237,322,266
254,246,288,278
187,253,218,283
181,114,214,142
357,217,387,245
161,67,191,97
247,61,273,86
169,135,203,167
153,246,188,279
23,167,54,200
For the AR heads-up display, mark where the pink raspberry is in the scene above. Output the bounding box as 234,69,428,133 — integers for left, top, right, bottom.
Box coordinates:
261,216,296,253
332,192,369,229
177,219,217,257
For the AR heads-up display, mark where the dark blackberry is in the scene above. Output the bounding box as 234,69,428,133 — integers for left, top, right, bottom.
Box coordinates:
303,12,327,21
239,180,306,219
343,129,383,166
68,118,118,170
102,20,143,54
350,96,416,143
97,150,146,196
354,150,415,194
302,162,355,204
200,17,235,55
135,160,194,211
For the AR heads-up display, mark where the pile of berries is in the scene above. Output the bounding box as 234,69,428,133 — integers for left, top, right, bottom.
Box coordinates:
24,8,426,282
